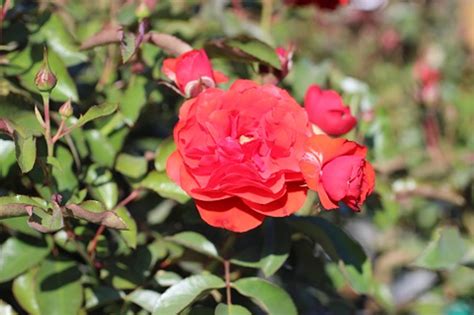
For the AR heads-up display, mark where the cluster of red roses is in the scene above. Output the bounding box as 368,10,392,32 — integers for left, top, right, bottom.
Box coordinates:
163,48,375,232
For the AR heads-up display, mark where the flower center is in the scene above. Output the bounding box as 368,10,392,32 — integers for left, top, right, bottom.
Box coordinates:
239,134,254,145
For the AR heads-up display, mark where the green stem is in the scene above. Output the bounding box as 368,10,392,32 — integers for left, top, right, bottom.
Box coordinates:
41,92,54,158
261,0,273,33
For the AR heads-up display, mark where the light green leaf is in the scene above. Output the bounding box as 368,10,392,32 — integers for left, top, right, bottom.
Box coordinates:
415,227,467,270
232,278,297,315
116,206,137,249
141,171,190,204
77,103,118,128
215,303,251,315
155,270,183,287
152,274,225,315
115,153,147,179
85,130,117,168
85,165,119,209
168,231,219,258
36,257,83,315
12,268,41,315
154,138,176,172
127,289,161,312
0,237,51,283
120,31,137,63
14,133,36,173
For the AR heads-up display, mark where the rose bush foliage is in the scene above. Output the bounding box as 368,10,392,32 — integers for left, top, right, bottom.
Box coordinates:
0,1,473,315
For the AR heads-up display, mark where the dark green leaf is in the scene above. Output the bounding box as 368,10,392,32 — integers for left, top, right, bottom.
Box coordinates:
84,286,124,310
206,36,280,70
152,274,225,315
289,216,367,271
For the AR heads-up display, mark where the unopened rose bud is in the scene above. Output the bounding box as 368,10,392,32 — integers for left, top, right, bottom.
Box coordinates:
59,100,73,119
34,47,57,92
135,2,151,19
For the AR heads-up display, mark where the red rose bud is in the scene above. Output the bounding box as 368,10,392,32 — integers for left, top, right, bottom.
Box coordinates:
59,100,73,119
304,85,357,136
299,135,375,211
162,49,228,98
34,47,57,92
167,80,312,232
285,0,349,10
275,46,294,79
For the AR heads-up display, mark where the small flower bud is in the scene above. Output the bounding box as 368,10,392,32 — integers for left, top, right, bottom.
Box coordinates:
59,100,73,119
34,47,57,92
135,2,151,19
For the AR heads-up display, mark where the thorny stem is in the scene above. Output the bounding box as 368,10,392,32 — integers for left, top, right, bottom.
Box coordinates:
224,260,232,308
87,189,142,260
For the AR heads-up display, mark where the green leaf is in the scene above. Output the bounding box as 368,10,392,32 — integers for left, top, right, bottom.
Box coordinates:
36,257,83,315
116,206,137,249
115,153,147,179
10,45,78,102
0,99,42,138
141,170,190,204
415,227,468,270
120,31,137,63
0,138,16,178
28,206,64,233
120,75,148,124
33,14,88,66
0,237,51,283
12,268,41,315
259,220,291,277
14,133,36,173
51,145,79,202
206,36,281,70
152,274,225,315
289,216,367,271
215,303,251,315
232,278,297,315
77,103,118,127
85,165,119,210
154,138,176,172
154,270,183,287
84,286,123,310
127,289,161,312
168,231,219,258
0,300,15,315
84,130,117,168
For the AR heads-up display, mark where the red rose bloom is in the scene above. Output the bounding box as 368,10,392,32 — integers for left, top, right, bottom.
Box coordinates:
285,0,349,10
167,80,311,232
304,85,357,136
162,49,228,98
299,135,375,210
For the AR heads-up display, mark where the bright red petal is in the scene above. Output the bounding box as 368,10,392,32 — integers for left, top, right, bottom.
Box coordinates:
166,150,182,185
242,183,307,217
195,198,265,232
162,58,178,82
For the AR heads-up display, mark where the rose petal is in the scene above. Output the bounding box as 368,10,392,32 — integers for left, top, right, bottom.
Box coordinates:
195,198,265,232
242,183,307,217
